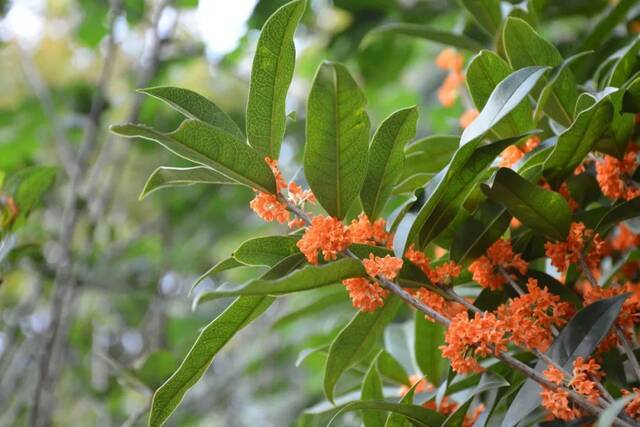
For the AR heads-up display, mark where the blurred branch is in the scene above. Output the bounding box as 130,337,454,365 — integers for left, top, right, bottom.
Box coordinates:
29,0,125,425
18,49,75,177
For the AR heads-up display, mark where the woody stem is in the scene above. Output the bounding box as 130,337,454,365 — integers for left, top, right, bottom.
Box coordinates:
282,198,629,424
578,254,640,383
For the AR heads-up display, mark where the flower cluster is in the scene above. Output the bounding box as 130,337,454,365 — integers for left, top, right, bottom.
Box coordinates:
468,239,528,290
348,213,393,248
596,145,640,201
569,357,602,404
540,366,581,421
439,311,507,373
405,244,461,285
611,223,639,252
342,277,389,312
296,215,350,264
622,388,640,419
581,281,640,341
415,287,465,322
436,48,464,107
363,254,403,280
499,136,540,167
497,279,573,351
544,222,606,273
249,157,315,227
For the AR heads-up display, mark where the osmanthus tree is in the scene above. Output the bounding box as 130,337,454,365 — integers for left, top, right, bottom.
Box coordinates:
112,0,640,426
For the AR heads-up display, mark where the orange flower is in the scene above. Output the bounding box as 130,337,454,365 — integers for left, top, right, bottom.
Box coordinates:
544,222,605,273
423,396,458,414
569,357,602,404
622,388,640,419
399,374,434,397
265,156,287,192
348,213,393,248
499,136,540,167
363,253,403,280
439,311,507,373
581,281,640,335
249,192,290,224
611,223,639,252
287,217,306,230
436,48,464,72
497,278,573,352
540,388,581,421
463,404,485,427
416,287,465,322
544,365,565,385
405,244,433,278
459,108,479,128
296,215,351,264
430,261,462,285
596,146,640,201
287,181,316,205
468,239,528,290
342,277,389,312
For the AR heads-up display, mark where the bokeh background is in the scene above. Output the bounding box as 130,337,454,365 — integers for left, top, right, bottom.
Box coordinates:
0,0,632,426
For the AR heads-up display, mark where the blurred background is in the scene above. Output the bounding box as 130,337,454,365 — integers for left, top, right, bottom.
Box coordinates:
0,0,632,426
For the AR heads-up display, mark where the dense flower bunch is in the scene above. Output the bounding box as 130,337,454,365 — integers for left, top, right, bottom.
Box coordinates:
497,279,573,351
348,213,393,248
544,222,606,273
596,144,640,200
440,311,508,373
436,48,465,107
468,239,528,290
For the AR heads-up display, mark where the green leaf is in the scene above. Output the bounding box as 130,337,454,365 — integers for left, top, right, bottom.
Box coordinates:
233,235,300,267
502,17,578,127
364,23,483,52
482,168,571,240
533,51,594,123
138,86,244,140
578,0,637,52
304,61,370,218
459,0,502,35
190,257,244,294
503,294,629,427
395,136,459,194
443,372,509,427
140,166,237,199
330,400,445,427
324,296,402,402
385,384,414,427
272,289,347,330
361,354,386,427
595,197,640,233
361,106,418,219
8,166,56,216
606,37,640,88
597,393,636,427
543,95,614,187
246,0,306,159
395,133,531,253
111,120,277,194
195,255,363,304
377,351,410,386
414,311,446,385
460,66,547,145
465,50,533,138
450,199,511,265
149,255,301,426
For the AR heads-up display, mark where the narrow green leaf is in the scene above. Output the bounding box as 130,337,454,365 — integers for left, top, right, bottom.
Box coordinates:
377,351,410,386
483,168,571,240
414,311,446,385
395,136,459,194
272,289,347,330
8,166,56,216
330,400,445,427
361,106,418,219
502,294,629,427
233,235,300,267
608,37,640,87
578,0,637,53
138,86,244,140
364,23,483,52
246,0,306,159
443,372,509,427
543,95,614,187
195,256,363,304
111,120,276,193
140,166,237,199
324,296,402,402
460,66,547,145
190,257,244,294
385,384,414,427
450,200,511,265
304,61,370,218
465,50,533,138
459,0,502,35
597,393,636,427
396,133,531,253
361,354,386,427
595,197,640,232
148,255,302,427
502,17,578,127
